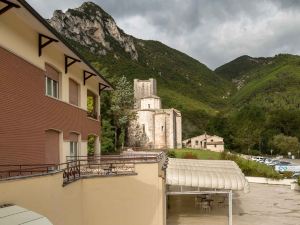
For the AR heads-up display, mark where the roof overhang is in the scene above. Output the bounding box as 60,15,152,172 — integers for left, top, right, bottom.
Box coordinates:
0,204,53,225
166,158,250,193
6,0,113,90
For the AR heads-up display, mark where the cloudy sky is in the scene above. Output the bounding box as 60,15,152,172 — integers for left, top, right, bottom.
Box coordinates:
28,0,300,69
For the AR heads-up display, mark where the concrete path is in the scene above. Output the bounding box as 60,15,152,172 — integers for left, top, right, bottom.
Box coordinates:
167,183,300,225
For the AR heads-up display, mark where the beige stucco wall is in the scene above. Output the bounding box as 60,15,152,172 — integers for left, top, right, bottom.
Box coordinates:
0,163,165,225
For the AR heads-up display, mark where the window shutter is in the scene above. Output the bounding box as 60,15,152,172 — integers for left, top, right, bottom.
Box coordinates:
69,79,79,106
45,64,59,81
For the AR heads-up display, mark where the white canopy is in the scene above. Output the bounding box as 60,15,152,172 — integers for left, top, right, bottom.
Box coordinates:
166,158,249,193
0,205,53,225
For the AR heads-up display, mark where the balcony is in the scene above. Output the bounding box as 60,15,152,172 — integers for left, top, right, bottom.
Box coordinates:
0,153,166,185
87,111,98,120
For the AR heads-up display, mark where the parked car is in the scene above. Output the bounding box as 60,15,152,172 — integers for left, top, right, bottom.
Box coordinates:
278,161,291,166
267,160,280,166
292,172,300,179
264,158,273,165
251,156,264,162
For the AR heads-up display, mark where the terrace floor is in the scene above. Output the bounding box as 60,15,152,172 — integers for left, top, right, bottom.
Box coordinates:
167,183,300,225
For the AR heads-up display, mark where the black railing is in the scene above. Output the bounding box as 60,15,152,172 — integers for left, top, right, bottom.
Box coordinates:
87,111,98,120
66,152,165,164
0,152,166,185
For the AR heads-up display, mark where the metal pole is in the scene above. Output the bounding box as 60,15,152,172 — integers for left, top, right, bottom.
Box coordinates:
164,190,167,225
228,190,232,225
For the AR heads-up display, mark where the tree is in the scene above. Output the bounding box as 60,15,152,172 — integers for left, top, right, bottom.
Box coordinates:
269,134,300,155
231,105,266,153
110,76,136,150
101,119,115,153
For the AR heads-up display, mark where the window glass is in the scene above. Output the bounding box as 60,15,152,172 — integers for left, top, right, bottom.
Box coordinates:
70,141,78,158
46,77,52,96
53,80,58,98
46,77,59,99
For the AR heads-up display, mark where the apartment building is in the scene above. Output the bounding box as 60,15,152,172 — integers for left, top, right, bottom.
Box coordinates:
0,0,112,165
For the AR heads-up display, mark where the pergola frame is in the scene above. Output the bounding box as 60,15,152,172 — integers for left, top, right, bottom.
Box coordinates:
166,186,233,225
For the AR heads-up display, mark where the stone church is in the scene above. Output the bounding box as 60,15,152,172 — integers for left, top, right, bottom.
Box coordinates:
128,79,182,149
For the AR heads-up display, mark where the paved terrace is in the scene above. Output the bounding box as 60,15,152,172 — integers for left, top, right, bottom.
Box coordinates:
167,183,300,225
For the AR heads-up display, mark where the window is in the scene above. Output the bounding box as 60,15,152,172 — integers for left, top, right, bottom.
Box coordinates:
45,77,58,98
148,104,150,109
211,139,213,142
69,79,79,106
142,124,145,133
70,141,78,158
195,140,199,145
87,90,97,119
45,64,59,99
161,126,164,132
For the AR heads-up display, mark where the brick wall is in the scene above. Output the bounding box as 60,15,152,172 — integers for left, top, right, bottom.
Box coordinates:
0,47,100,164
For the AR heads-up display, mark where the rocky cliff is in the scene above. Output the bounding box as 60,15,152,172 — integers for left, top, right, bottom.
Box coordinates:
48,2,138,60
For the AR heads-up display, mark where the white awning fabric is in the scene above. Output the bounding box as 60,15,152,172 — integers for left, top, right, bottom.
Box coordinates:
166,158,250,193
0,205,53,225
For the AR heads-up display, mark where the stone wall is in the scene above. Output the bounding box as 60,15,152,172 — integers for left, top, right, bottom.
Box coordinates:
134,79,157,108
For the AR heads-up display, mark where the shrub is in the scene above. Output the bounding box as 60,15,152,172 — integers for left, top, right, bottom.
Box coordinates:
182,152,198,159
221,152,282,179
298,176,300,186
281,171,294,179
167,150,176,158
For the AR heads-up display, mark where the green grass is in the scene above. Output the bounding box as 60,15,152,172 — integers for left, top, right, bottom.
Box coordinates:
168,148,222,160
168,149,282,179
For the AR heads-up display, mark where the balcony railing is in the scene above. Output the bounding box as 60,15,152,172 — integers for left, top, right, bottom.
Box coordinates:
87,111,98,120
0,152,166,185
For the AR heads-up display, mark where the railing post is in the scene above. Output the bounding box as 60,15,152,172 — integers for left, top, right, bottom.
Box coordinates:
78,160,81,178
67,162,70,182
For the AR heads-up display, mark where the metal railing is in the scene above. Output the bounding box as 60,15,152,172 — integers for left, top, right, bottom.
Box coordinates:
0,152,166,185
66,152,164,164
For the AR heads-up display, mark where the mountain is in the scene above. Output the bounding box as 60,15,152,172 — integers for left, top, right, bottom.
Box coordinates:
48,2,300,154
48,2,232,138
216,54,300,111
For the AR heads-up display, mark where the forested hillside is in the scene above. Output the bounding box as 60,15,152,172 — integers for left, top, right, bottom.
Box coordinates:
212,54,300,156
49,2,300,155
48,2,232,140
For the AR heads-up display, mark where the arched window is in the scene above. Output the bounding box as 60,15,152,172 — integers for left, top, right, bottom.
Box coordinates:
69,132,79,160
45,129,60,164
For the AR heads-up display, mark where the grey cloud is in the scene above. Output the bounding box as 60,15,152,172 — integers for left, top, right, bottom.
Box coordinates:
27,0,300,69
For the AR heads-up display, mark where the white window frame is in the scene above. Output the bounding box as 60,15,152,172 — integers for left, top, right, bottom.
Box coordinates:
70,141,78,159
45,76,59,99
